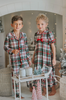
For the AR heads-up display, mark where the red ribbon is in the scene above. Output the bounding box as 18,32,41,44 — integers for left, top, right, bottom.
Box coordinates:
37,38,43,42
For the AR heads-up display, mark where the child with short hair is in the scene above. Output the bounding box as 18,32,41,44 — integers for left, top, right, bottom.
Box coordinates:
32,13,56,96
4,15,32,98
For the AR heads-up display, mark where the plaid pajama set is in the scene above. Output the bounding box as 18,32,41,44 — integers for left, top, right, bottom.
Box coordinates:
33,30,56,88
4,32,31,97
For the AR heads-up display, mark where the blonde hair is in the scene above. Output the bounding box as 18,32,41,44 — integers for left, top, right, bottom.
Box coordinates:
36,13,49,23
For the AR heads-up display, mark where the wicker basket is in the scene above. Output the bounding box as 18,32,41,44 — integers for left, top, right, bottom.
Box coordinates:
60,77,66,99
54,61,61,89
0,67,12,96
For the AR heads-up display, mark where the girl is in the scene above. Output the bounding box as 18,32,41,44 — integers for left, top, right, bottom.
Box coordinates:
32,14,56,96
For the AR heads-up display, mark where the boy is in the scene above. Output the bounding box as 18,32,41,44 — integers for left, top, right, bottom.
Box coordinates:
4,15,32,98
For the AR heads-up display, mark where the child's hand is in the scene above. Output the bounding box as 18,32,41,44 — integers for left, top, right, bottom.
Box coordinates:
12,49,19,55
52,59,56,66
29,61,32,66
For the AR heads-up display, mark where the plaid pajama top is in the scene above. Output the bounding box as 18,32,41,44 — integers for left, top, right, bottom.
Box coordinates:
34,30,55,68
4,32,31,68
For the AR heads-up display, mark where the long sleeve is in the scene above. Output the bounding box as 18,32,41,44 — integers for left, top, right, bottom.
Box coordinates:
4,34,13,55
24,33,31,62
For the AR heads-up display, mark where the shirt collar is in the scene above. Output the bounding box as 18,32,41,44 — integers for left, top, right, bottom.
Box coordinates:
11,32,23,40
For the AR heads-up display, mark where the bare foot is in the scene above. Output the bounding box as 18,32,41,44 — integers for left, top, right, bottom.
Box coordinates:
49,91,56,96
30,86,33,92
21,96,24,99
16,96,24,99
42,87,46,96
49,85,56,96
42,91,46,96
49,90,56,96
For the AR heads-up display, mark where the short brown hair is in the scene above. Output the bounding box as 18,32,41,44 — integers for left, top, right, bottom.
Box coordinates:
36,13,49,23
11,15,23,24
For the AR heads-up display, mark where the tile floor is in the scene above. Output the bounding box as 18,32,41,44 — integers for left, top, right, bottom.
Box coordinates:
0,82,63,100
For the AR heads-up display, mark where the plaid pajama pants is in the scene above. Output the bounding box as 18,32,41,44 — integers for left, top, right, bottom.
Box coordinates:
12,65,30,97
12,65,20,97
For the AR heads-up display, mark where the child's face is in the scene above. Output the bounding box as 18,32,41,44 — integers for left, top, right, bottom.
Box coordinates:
37,19,48,32
11,20,23,32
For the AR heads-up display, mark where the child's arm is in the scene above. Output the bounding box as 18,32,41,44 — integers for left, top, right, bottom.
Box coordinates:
32,50,35,64
48,31,56,66
4,35,13,55
24,33,31,66
4,35,19,55
51,43,56,66
32,32,37,64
